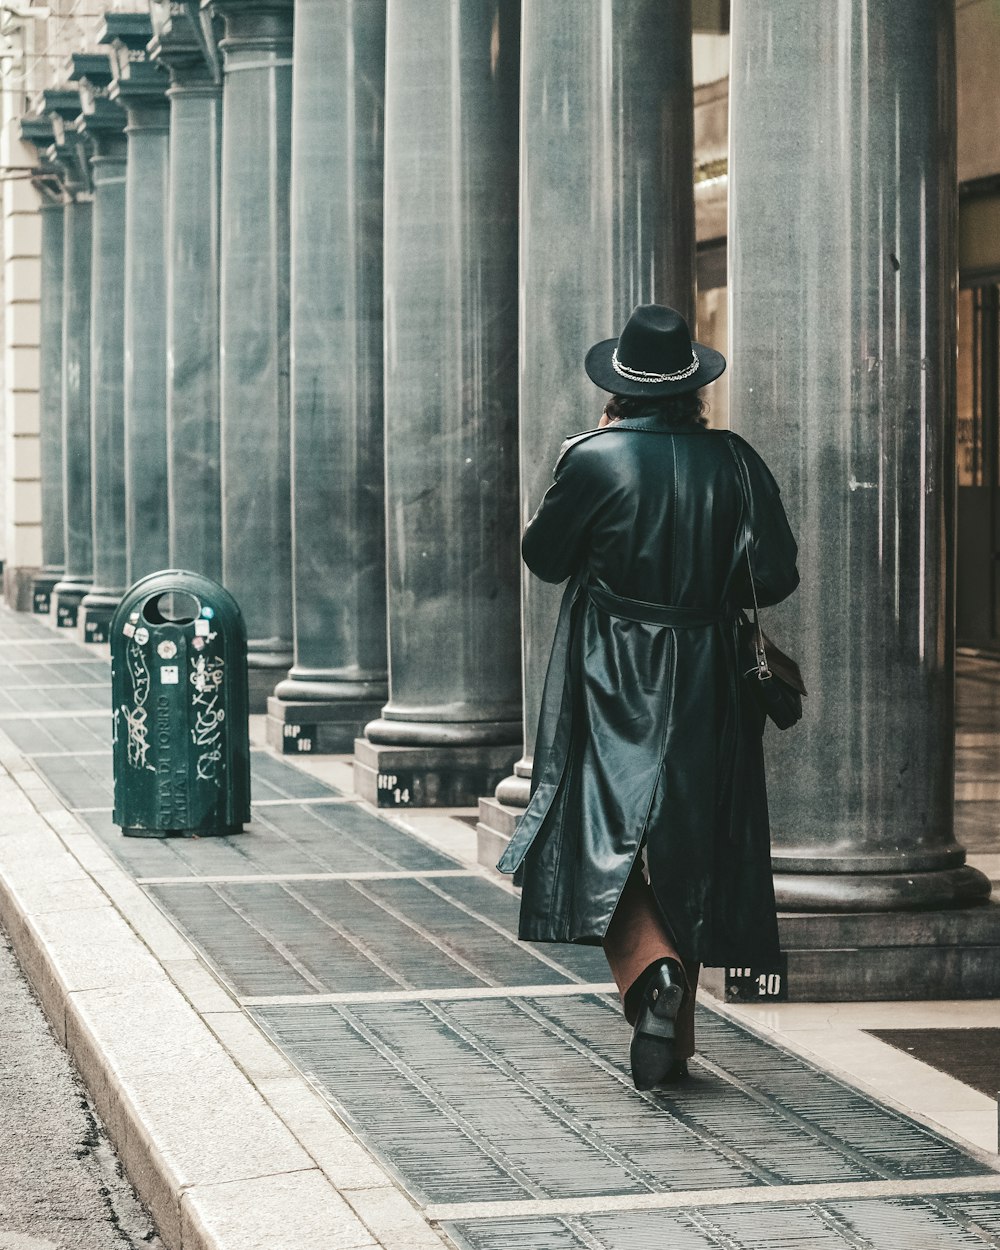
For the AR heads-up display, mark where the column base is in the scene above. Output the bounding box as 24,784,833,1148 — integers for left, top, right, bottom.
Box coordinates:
773,864,992,912
78,587,122,644
50,581,91,629
266,693,386,755
353,736,519,809
700,902,1000,1001
31,571,62,616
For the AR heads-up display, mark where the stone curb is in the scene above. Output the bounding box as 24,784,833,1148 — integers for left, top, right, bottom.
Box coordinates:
0,735,449,1250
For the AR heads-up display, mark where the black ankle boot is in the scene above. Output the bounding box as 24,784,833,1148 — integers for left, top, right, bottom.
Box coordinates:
629,958,686,1091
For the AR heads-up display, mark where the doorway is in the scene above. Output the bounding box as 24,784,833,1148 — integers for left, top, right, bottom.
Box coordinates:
957,280,1000,652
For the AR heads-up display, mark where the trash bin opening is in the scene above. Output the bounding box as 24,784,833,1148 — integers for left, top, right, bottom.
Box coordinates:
142,590,202,625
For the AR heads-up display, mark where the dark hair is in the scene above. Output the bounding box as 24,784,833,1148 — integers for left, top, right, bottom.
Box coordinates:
604,392,708,427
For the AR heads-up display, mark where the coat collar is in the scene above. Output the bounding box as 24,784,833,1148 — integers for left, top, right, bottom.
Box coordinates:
609,413,711,434
556,415,710,469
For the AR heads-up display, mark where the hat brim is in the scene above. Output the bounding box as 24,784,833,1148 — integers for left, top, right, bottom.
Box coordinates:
584,336,726,397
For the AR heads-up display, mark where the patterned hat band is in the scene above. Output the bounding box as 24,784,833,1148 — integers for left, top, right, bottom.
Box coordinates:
611,347,700,384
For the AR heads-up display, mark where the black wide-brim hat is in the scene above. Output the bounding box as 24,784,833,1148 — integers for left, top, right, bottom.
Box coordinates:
585,303,726,397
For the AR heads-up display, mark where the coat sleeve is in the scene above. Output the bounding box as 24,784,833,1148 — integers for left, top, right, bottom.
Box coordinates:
728,435,800,609
521,438,610,584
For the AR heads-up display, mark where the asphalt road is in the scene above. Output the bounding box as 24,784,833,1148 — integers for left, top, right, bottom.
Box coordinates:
0,925,163,1250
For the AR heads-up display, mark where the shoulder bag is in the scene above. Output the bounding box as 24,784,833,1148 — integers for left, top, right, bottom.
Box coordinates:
727,438,806,730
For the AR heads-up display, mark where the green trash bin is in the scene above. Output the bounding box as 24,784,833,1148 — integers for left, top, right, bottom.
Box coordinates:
110,570,251,837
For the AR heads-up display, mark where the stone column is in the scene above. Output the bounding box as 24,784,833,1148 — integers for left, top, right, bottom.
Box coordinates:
149,6,223,582
33,196,65,611
77,54,128,644
47,93,94,630
266,0,388,756
353,0,522,808
215,0,294,710
727,0,999,999
107,15,171,586
477,0,696,860
19,115,65,615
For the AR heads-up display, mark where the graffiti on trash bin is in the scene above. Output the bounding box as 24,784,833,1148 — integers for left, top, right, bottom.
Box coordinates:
190,653,226,783
122,640,155,772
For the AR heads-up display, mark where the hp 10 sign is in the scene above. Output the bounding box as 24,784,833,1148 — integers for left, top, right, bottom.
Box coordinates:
725,956,788,1002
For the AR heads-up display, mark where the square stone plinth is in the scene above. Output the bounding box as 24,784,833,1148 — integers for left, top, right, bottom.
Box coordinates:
701,903,1000,1002
477,795,521,874
353,738,519,809
266,694,384,756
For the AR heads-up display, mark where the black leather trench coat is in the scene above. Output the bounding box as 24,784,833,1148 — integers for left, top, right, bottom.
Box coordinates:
498,412,799,967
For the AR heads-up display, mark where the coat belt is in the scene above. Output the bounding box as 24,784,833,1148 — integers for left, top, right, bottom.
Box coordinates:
497,573,729,878
587,580,725,628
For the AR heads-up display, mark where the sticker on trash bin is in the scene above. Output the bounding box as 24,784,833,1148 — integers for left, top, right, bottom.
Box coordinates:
201,606,214,620
194,618,210,637
160,665,179,684
157,640,177,660
129,610,140,623
122,623,135,638
191,636,205,651
134,627,149,645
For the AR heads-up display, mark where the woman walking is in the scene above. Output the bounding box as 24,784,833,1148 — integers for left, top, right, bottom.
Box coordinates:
498,304,799,1090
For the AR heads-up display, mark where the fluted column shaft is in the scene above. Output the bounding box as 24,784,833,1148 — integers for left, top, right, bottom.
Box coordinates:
165,67,222,578
55,195,94,610
729,0,986,912
217,0,294,692
80,133,128,634
365,0,521,749
268,0,387,751
38,200,65,578
122,97,170,581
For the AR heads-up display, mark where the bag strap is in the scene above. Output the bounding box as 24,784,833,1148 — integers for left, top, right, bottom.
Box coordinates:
725,436,771,681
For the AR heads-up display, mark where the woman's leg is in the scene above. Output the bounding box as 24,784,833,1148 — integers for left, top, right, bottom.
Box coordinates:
603,863,699,1060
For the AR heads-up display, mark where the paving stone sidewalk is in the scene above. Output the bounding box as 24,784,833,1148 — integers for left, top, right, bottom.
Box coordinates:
0,606,999,1250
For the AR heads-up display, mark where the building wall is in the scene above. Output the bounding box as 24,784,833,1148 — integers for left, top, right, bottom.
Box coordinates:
957,0,1000,185
0,2,107,606
2,118,41,607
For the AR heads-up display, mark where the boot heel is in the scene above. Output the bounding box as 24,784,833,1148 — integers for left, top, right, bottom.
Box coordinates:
629,959,687,1090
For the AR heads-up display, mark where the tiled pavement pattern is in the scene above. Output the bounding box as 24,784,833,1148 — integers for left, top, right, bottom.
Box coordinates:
3,610,1000,1249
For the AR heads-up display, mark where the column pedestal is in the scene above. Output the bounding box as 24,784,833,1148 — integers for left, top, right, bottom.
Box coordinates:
477,757,529,869
355,739,519,811
267,684,385,757
51,582,89,629
700,905,1000,1003
31,572,61,617
477,796,522,872
78,594,118,643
